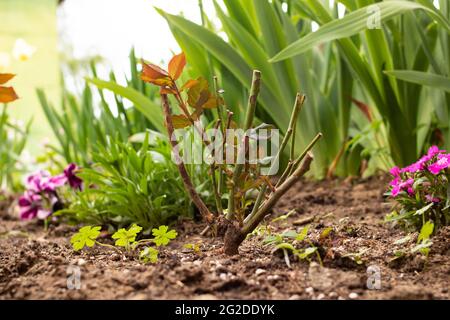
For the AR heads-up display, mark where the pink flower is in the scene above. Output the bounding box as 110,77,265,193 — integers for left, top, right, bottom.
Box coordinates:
425,194,440,203
26,171,66,193
391,178,414,197
401,161,424,173
390,166,401,177
400,146,447,174
427,145,446,158
18,191,51,220
64,163,82,190
428,153,450,175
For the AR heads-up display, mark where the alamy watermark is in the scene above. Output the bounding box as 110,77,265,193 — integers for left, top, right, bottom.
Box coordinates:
366,265,381,290
66,265,81,290
170,122,280,175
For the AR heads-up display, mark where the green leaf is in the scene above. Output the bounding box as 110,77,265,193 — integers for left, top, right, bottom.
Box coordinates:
271,1,450,62
139,247,159,264
414,203,434,216
417,220,434,243
275,242,296,252
297,246,317,259
296,225,310,242
86,78,165,132
385,70,450,93
152,225,178,247
320,227,334,239
111,224,143,247
70,226,101,251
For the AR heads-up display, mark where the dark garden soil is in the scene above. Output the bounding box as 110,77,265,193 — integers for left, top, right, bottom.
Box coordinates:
0,176,449,300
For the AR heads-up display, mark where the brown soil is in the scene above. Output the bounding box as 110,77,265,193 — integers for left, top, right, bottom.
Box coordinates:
0,176,449,300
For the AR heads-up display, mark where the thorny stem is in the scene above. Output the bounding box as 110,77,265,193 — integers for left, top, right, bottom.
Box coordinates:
161,94,214,223
277,132,323,187
213,76,225,202
226,70,261,220
211,119,223,215
245,94,305,224
242,152,314,235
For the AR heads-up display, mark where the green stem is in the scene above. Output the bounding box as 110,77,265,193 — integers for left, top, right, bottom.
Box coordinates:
242,152,314,235
245,93,305,224
278,132,323,187
226,70,261,220
95,241,122,253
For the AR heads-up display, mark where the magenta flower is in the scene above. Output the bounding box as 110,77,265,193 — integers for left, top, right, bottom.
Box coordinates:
391,178,414,197
18,191,51,220
390,166,400,177
428,153,450,175
64,163,82,190
427,145,446,158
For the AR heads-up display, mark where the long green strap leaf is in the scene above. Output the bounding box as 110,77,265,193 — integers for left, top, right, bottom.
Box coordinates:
271,1,450,62
86,78,165,133
385,70,450,92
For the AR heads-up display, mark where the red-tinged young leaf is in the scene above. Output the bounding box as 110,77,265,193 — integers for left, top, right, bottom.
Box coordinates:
190,108,204,121
0,73,15,85
141,61,172,86
0,86,19,103
171,114,191,129
187,77,208,108
168,52,186,81
351,98,372,122
203,95,218,109
180,79,199,92
195,90,210,109
160,86,177,94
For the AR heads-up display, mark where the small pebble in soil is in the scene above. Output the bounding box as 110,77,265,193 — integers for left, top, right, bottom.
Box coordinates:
77,258,86,266
288,294,301,300
329,292,338,298
348,292,359,299
317,293,325,300
255,268,266,276
194,294,218,300
219,273,228,281
180,257,191,263
267,275,281,281
305,287,314,295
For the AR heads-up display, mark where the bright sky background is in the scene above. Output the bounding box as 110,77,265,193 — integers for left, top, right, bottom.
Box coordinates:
58,0,217,78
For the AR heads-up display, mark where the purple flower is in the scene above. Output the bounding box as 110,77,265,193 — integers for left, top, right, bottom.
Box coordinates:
26,171,52,193
64,163,82,190
18,191,51,220
428,153,450,175
26,171,67,193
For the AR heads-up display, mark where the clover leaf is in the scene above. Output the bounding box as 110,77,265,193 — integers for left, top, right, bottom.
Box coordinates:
70,226,101,251
139,247,159,264
152,225,177,247
112,224,143,247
